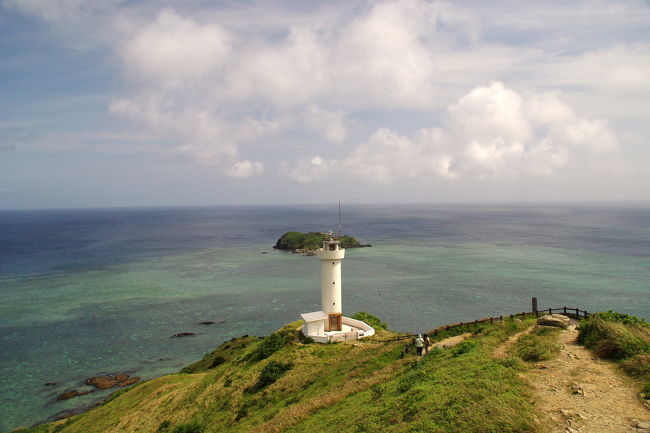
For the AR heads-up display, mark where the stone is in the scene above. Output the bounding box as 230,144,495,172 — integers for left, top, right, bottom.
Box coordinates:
118,377,140,387
85,373,138,390
631,419,650,432
57,389,92,401
171,332,196,338
44,382,57,386
537,314,570,329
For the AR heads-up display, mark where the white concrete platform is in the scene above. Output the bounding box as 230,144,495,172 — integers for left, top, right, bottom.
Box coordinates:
300,311,375,343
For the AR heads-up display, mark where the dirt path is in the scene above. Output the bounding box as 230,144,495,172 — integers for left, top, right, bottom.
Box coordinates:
493,325,534,358
525,324,650,433
432,333,471,349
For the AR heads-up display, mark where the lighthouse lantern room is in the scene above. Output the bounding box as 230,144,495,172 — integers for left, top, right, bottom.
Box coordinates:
299,232,375,343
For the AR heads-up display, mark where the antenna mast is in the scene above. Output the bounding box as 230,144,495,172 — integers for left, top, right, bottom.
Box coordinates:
338,201,341,239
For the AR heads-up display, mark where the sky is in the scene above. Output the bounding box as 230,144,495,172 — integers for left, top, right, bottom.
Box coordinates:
1,0,649,209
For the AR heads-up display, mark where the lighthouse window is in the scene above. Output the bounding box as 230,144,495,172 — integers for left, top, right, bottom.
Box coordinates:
332,262,335,265
333,282,335,284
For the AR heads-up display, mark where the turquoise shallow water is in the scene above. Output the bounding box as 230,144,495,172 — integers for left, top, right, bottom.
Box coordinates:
0,205,649,431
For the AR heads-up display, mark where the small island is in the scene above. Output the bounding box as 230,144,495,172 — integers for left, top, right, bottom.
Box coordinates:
273,231,371,253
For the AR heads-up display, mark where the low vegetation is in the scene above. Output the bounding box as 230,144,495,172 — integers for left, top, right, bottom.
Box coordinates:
578,312,650,400
351,311,386,330
15,316,545,433
513,326,561,362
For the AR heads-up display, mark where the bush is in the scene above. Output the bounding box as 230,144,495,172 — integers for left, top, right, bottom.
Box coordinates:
351,312,386,330
593,311,649,327
247,361,293,393
578,318,650,360
257,333,287,359
209,356,226,369
451,340,477,357
621,354,650,377
171,420,204,433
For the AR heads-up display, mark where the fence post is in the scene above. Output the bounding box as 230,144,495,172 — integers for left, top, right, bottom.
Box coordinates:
584,310,588,318
548,308,552,315
532,297,538,317
563,306,567,313
499,315,503,321
575,308,578,316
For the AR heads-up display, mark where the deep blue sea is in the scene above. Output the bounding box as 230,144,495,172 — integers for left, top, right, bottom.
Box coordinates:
1,204,649,431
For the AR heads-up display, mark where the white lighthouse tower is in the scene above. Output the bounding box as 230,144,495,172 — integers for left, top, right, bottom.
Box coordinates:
300,232,375,343
319,235,344,331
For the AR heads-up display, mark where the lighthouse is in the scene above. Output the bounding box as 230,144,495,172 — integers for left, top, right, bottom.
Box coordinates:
299,232,375,343
319,235,344,331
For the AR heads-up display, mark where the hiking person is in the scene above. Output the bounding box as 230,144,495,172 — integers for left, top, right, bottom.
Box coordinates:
423,334,431,354
414,334,424,356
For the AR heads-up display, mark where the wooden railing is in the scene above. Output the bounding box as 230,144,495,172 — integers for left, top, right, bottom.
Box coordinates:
378,298,591,342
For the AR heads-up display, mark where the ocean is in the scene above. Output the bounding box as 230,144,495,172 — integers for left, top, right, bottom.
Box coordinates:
1,204,649,431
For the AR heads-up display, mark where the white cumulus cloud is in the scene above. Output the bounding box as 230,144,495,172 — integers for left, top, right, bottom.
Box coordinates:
289,82,620,183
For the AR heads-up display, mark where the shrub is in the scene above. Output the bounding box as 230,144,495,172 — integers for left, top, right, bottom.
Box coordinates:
578,318,650,360
593,310,649,327
351,312,386,330
451,340,477,357
171,420,204,433
621,354,650,379
247,361,293,393
642,383,650,399
209,356,226,369
257,333,287,359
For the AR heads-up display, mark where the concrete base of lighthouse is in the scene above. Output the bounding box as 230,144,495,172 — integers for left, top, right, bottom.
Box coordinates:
300,311,375,343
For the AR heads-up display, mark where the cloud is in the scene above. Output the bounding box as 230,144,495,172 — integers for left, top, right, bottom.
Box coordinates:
2,0,124,22
303,106,347,143
288,82,620,183
120,9,231,86
224,160,264,179
8,0,645,191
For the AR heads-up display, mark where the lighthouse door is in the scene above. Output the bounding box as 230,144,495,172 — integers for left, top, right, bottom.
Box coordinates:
328,313,342,331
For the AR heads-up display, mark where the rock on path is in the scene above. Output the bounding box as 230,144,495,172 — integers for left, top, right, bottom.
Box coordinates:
526,323,649,433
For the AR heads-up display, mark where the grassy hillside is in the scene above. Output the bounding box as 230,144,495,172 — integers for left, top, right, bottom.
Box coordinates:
15,317,542,433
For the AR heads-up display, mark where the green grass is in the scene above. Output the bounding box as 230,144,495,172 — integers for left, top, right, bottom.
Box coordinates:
513,326,561,362
578,316,650,360
351,311,387,330
14,318,542,433
284,320,538,433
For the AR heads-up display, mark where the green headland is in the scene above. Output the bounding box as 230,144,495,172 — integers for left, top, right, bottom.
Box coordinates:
13,311,650,433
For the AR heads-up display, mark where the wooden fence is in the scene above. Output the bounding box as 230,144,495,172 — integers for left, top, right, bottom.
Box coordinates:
379,298,591,342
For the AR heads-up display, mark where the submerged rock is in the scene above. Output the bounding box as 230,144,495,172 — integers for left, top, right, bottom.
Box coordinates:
171,332,197,338
57,389,92,401
85,374,140,390
199,320,226,325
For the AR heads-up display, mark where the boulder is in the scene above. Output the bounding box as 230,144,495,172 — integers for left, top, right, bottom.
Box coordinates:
57,389,92,401
118,376,140,387
85,374,140,390
171,332,196,338
199,320,225,325
537,314,570,329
